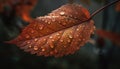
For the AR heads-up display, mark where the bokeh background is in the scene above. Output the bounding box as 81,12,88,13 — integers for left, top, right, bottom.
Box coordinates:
0,0,120,69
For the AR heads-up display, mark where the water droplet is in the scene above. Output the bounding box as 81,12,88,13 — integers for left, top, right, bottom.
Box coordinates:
79,39,81,41
48,21,51,24
26,35,30,38
64,46,66,48
67,39,71,43
63,22,66,25
69,35,73,39
60,12,65,16
58,36,60,39
49,36,53,39
56,33,60,36
83,39,85,41
27,41,30,44
29,45,32,48
60,40,63,42
34,38,38,42
76,35,79,37
42,48,45,52
50,51,53,55
50,45,54,48
34,46,38,50
43,39,46,41
31,30,34,33
45,20,48,23
39,25,44,30
52,39,55,42
54,49,58,53
76,28,79,31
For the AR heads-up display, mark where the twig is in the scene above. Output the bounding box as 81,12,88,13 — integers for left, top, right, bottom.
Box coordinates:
90,0,120,19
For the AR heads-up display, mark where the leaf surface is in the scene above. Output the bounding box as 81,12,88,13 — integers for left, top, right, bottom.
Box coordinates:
8,4,95,57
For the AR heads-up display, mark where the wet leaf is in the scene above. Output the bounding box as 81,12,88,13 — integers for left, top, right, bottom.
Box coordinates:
7,4,95,57
96,29,120,46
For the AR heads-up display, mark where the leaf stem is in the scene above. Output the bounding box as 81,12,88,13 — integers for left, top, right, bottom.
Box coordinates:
90,0,120,19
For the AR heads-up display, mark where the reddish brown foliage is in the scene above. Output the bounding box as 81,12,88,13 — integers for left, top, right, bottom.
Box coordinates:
7,4,95,57
0,0,37,22
96,29,120,46
115,1,120,12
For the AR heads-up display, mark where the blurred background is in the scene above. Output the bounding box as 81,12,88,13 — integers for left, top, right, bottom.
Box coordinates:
0,0,120,69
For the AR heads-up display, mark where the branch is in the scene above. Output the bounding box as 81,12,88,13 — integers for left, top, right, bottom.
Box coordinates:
90,0,120,19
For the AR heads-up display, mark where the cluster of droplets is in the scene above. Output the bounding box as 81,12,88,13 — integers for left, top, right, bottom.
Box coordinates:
9,4,95,57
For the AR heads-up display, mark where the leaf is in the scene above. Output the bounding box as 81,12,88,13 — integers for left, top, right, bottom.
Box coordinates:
7,4,95,57
115,1,120,12
96,29,120,46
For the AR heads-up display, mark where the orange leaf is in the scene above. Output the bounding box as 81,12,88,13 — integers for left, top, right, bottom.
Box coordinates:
115,1,120,12
7,4,95,57
96,29,120,46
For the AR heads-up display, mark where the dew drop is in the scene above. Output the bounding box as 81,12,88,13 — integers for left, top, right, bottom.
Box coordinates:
52,39,55,42
79,39,81,41
69,35,73,39
60,40,63,42
39,25,44,30
48,21,51,24
27,41,30,44
26,35,30,38
43,39,46,41
63,22,66,25
31,30,34,33
34,38,38,42
49,36,53,39
34,46,38,50
29,45,32,48
52,19,55,22
56,33,60,36
42,48,45,52
83,39,85,41
60,11,65,16
76,35,79,37
64,46,66,48
45,20,48,23
67,39,71,43
76,28,79,31
50,51,53,55
50,45,54,48
54,49,58,53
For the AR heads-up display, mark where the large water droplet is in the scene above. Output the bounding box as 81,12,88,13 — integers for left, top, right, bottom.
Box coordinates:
29,45,32,48
76,28,79,31
31,30,34,33
26,35,30,38
42,48,45,52
52,39,55,42
60,12,65,16
39,25,44,30
34,46,38,50
48,21,51,24
34,38,38,42
27,41,30,44
56,33,60,36
50,45,54,48
49,36,53,39
67,39,71,43
69,35,73,39
60,40,63,42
